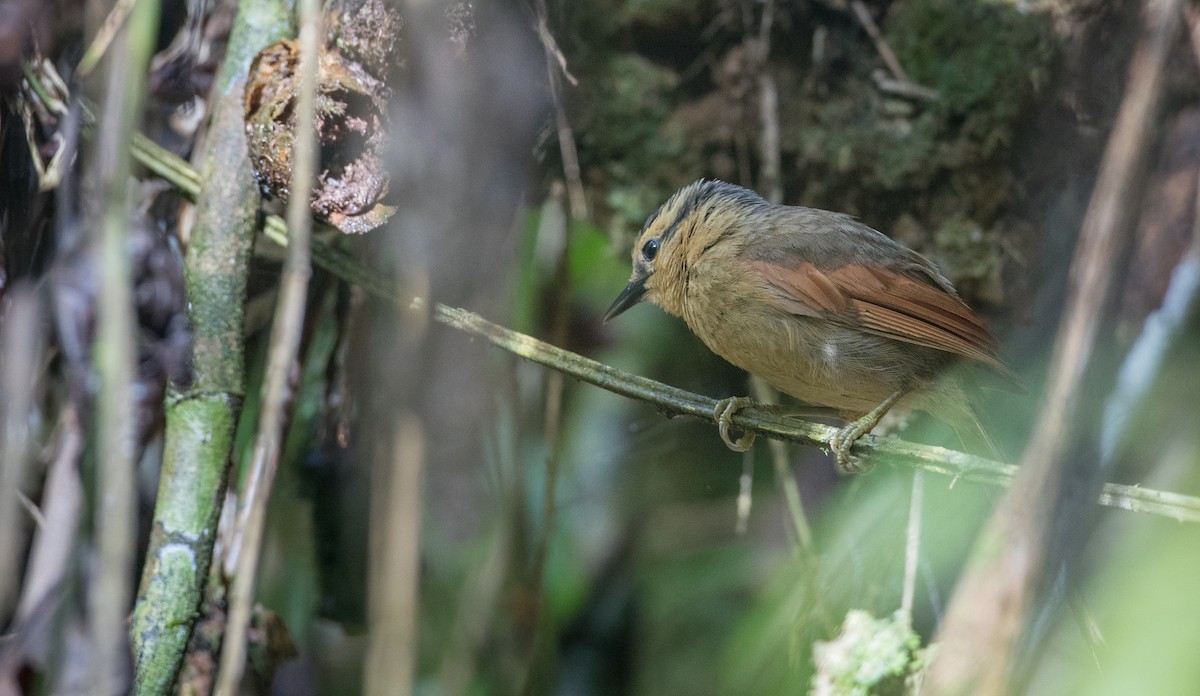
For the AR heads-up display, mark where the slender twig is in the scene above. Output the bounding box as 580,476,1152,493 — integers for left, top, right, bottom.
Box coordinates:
213,0,319,689
524,3,583,683
735,449,754,535
438,521,509,696
128,130,1200,525
769,435,814,550
749,377,815,551
848,1,939,102
364,415,425,695
873,73,939,102
901,471,924,618
0,290,44,622
742,0,773,535
88,0,160,693
21,59,69,115
749,0,816,550
532,5,577,87
849,0,907,83
15,492,46,531
1187,3,1200,61
519,192,572,694
78,0,142,75
15,406,84,624
534,0,586,219
754,0,782,204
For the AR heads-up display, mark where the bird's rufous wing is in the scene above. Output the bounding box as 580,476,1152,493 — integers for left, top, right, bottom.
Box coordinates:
749,259,1008,372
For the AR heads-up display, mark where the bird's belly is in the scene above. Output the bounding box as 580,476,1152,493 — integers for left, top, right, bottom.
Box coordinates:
685,305,942,415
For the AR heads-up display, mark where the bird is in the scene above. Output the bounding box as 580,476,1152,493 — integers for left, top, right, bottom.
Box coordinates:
604,179,1013,472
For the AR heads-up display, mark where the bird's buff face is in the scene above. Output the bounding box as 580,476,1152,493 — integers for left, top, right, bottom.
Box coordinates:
604,182,727,321
603,228,662,322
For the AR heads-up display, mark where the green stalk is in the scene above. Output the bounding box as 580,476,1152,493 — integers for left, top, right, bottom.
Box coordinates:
88,0,160,693
131,0,294,692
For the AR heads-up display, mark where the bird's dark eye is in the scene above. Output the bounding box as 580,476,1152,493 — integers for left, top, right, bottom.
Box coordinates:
641,238,660,261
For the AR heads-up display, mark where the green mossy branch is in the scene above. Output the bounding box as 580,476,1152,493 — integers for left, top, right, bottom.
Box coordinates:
130,1,295,693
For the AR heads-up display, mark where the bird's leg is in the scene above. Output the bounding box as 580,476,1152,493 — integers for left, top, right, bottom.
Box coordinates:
713,396,757,452
830,391,904,474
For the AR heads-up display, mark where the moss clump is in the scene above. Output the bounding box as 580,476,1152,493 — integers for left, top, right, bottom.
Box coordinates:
887,0,1054,152
798,0,1054,196
811,610,933,696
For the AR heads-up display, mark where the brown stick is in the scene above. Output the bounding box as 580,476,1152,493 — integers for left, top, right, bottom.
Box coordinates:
214,0,320,689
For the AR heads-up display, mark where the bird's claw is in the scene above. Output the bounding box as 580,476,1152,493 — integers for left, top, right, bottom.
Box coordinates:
714,396,756,452
830,422,872,474
828,391,903,475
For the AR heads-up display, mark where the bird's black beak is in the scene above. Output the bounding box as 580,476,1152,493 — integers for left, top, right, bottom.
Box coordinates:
604,275,648,323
